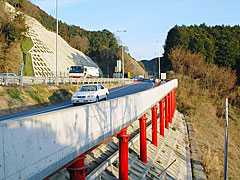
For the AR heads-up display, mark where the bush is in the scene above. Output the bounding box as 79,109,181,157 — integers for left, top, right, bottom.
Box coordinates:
169,46,237,100
22,37,34,76
168,47,240,179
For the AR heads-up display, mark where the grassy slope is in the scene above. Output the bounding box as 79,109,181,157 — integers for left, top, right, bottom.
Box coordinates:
174,74,240,180
22,37,34,76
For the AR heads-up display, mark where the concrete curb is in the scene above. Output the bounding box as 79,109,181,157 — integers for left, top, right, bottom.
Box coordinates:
184,116,207,180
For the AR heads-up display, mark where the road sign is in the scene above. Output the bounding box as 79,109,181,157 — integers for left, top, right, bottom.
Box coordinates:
161,73,166,80
117,60,121,72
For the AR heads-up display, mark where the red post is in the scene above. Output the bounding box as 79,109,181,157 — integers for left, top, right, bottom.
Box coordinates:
165,95,169,129
169,92,172,124
159,99,165,137
118,128,130,180
172,90,174,119
173,89,176,116
151,105,158,147
67,153,88,180
139,114,148,164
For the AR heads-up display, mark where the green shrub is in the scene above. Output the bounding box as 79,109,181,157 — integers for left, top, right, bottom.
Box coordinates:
22,37,34,76
6,89,21,100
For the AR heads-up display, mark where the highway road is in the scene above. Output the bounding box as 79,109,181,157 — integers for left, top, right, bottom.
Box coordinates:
0,81,154,121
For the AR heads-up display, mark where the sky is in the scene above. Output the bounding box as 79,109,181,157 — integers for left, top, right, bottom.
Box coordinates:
29,0,240,61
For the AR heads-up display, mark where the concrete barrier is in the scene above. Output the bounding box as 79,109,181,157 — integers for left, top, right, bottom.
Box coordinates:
0,79,178,180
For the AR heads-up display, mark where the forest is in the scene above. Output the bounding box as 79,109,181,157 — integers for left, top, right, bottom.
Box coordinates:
164,24,240,82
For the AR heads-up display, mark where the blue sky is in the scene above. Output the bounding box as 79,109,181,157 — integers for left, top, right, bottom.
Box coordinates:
30,0,240,61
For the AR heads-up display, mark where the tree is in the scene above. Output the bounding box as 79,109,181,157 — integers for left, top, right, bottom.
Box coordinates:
0,2,9,36
164,24,240,80
69,35,89,53
60,23,68,41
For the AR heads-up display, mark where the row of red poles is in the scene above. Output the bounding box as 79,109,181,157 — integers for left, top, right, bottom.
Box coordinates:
65,89,176,180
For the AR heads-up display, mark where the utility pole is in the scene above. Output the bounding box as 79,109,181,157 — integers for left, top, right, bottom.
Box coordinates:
224,98,228,180
117,30,127,78
157,41,161,80
56,0,59,86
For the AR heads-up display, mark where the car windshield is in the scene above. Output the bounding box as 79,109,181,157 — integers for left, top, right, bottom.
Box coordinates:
69,66,83,73
79,85,97,92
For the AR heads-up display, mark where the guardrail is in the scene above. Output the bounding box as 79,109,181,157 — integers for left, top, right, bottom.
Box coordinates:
0,76,131,86
0,79,178,180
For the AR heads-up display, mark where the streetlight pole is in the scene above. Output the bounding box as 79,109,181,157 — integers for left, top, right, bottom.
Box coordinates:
156,41,161,80
117,30,127,78
56,0,59,86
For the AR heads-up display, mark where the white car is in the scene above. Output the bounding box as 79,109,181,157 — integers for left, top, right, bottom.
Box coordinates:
71,84,109,105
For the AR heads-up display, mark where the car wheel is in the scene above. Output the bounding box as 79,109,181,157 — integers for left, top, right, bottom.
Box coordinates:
96,96,99,102
105,93,108,100
73,103,78,106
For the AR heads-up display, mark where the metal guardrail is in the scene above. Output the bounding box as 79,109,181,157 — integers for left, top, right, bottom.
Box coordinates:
0,76,131,86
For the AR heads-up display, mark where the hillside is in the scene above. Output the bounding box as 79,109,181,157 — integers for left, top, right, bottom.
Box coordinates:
164,24,240,82
124,53,146,76
169,46,240,179
3,2,102,77
4,0,145,77
0,0,26,75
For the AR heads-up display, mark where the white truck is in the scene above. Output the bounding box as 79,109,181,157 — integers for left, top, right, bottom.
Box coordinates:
69,66,99,78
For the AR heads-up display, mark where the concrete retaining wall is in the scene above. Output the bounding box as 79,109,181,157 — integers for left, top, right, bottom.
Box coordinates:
0,79,178,180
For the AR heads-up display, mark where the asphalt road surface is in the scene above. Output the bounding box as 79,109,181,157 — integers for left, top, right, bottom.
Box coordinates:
0,81,154,121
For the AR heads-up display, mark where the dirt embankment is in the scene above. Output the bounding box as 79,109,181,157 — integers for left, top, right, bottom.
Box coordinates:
0,82,126,117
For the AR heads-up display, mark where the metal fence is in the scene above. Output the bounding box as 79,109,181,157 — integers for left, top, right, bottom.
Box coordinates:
0,76,131,86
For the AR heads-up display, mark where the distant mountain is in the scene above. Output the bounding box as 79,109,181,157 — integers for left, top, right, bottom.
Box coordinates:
140,57,172,77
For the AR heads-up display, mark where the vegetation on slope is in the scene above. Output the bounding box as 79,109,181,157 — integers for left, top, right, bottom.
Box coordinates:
0,0,27,74
22,37,34,76
164,24,240,82
168,46,240,179
124,53,146,76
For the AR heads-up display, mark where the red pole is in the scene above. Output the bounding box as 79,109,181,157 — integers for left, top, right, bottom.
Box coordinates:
169,92,172,124
139,114,148,164
118,128,130,180
67,153,88,180
165,95,169,129
172,90,174,118
173,89,176,115
159,99,164,137
151,105,158,147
